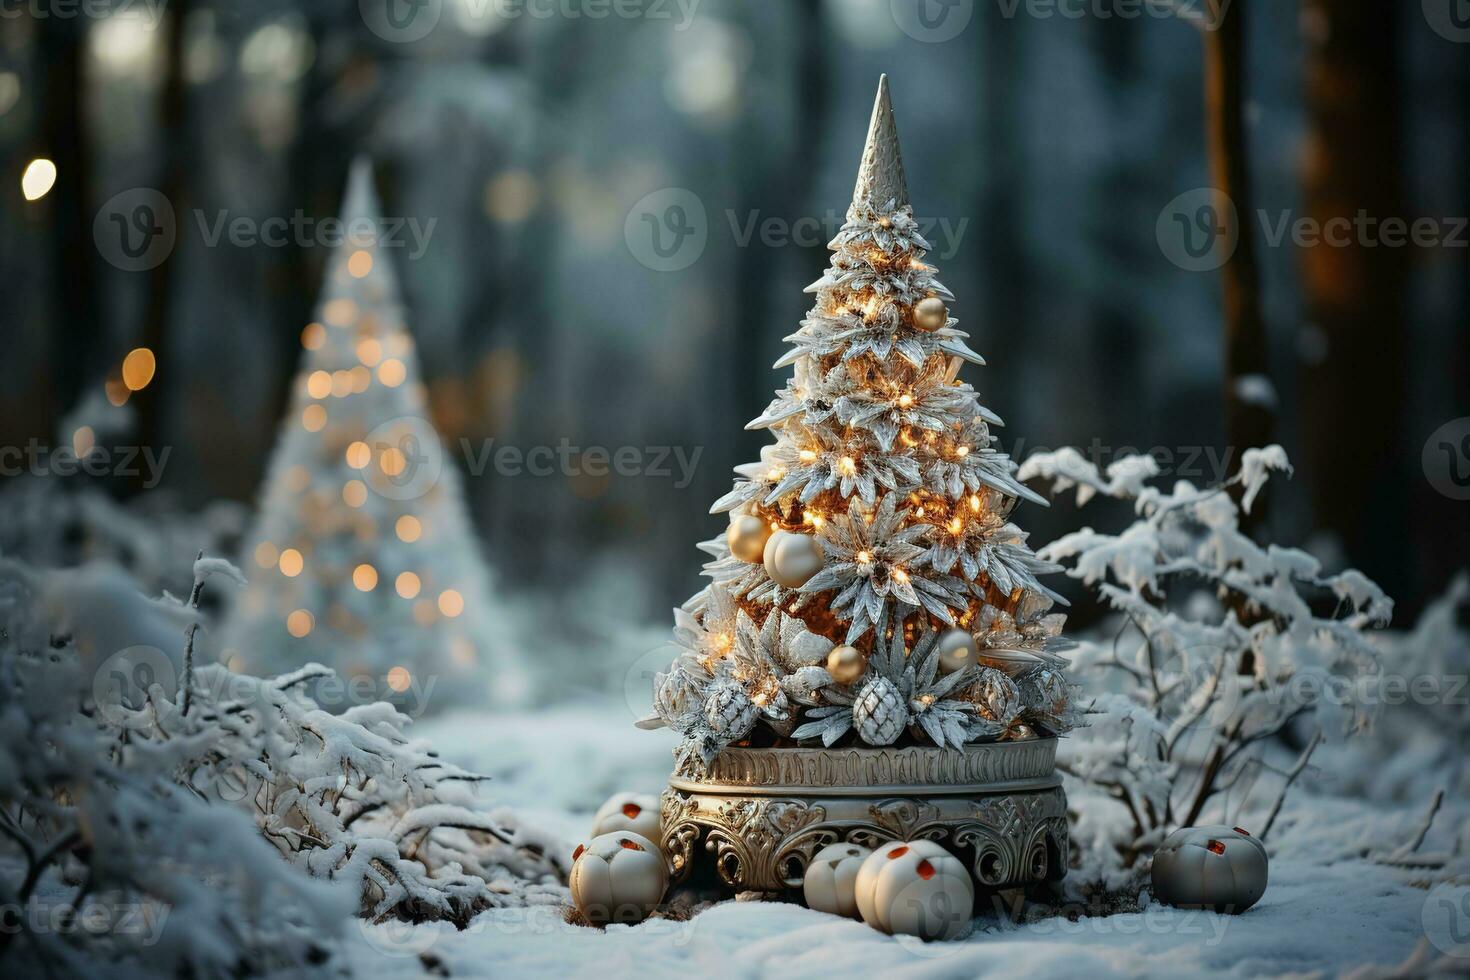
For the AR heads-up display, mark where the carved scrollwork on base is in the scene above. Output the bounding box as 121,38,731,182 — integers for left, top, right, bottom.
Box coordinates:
660,743,1070,894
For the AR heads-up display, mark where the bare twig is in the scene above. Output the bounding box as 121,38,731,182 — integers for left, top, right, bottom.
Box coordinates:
1373,789,1446,866
181,550,204,716
1259,729,1321,841
1164,646,1230,754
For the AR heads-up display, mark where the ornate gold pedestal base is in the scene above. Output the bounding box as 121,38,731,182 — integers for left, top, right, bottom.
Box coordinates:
660,740,1069,894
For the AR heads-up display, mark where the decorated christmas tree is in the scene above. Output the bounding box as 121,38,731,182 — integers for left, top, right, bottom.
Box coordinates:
222,160,525,708
643,77,1079,771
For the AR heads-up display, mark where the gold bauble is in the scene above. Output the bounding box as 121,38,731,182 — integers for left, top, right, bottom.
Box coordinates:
763,529,825,588
826,645,867,686
727,514,772,563
913,296,949,333
1005,721,1036,741
935,628,979,674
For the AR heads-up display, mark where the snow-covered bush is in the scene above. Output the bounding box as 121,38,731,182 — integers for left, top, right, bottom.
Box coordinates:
171,660,568,923
0,477,247,602
1018,446,1394,888
1320,573,1470,803
0,555,564,975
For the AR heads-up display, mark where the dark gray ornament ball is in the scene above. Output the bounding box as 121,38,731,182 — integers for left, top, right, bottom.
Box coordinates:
1151,825,1267,914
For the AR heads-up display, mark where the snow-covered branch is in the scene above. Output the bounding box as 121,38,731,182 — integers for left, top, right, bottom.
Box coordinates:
1025,445,1392,881
0,556,564,976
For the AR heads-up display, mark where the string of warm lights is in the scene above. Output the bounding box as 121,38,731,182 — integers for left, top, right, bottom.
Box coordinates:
651,77,1072,764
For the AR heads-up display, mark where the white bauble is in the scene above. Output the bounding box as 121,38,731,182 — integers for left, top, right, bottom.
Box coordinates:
855,839,973,941
569,832,668,925
726,514,772,563
762,530,824,589
935,629,979,675
1151,825,1267,914
802,843,872,918
590,792,661,842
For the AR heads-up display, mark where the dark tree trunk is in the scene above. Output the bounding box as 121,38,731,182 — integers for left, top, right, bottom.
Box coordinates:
1203,2,1274,493
38,15,96,432
1298,1,1407,581
130,0,191,490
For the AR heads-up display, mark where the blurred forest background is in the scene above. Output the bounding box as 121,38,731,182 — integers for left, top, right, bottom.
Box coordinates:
0,0,1466,634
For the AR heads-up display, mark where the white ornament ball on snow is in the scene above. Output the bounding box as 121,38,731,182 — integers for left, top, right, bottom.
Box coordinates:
726,514,773,563
590,792,661,842
854,839,974,941
1151,825,1267,914
569,832,668,925
763,529,824,589
802,842,872,918
934,628,979,675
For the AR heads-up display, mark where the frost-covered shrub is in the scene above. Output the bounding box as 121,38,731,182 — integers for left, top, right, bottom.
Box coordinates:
0,476,246,597
170,661,568,924
1018,446,1393,886
1320,574,1470,803
0,555,564,975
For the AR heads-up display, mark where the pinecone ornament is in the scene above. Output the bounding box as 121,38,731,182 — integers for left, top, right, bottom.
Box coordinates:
704,680,757,739
1018,668,1075,735
853,675,907,745
967,667,1022,728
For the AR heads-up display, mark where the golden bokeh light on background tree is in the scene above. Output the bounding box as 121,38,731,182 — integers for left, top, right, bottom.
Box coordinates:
220,159,523,708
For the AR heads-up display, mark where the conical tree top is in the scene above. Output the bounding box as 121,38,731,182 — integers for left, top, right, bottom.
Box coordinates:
851,74,908,210
340,155,378,230
324,156,404,319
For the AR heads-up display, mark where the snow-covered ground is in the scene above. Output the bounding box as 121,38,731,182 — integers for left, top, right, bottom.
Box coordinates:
339,699,1463,979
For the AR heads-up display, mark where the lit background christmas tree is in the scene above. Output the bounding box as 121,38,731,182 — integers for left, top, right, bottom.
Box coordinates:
221,161,526,708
